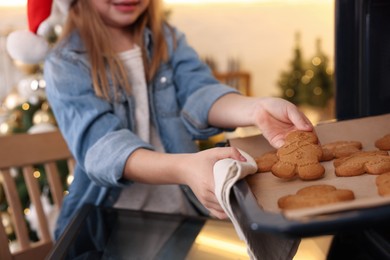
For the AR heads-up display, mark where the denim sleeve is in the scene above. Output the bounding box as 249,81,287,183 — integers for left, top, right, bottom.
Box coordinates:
167,27,239,139
44,50,152,187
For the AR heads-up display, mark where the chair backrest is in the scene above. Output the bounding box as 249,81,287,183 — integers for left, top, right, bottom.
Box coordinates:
214,71,252,96
0,131,74,260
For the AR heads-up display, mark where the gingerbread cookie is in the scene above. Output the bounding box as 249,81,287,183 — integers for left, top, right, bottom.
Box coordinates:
271,130,325,180
335,152,390,177
375,134,390,151
334,150,389,167
278,184,355,210
255,151,278,172
376,172,390,196
321,141,362,161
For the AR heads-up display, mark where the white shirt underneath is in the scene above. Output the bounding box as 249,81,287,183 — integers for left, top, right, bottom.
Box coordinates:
114,46,197,216
117,46,164,152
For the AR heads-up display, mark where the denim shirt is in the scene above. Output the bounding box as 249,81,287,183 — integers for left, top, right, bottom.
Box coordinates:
44,25,238,238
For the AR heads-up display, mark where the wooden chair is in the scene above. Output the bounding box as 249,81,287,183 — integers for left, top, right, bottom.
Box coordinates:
0,131,74,260
214,71,252,96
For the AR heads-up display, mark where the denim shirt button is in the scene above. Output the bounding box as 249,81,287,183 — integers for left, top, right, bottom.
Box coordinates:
160,76,167,84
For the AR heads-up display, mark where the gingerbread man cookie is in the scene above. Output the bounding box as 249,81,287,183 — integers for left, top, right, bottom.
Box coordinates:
335,152,390,177
321,141,362,161
375,134,390,151
278,184,355,210
271,130,325,180
376,172,390,196
334,150,389,168
255,151,278,173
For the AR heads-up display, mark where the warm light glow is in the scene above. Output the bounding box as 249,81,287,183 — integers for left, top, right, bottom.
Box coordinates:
33,170,41,178
194,233,249,257
0,0,26,7
0,123,10,134
285,88,295,98
312,57,322,66
301,75,311,84
22,103,30,111
313,86,323,95
4,93,24,110
305,70,314,78
67,175,74,185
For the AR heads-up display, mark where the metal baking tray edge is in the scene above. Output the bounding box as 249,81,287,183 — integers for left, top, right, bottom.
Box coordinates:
231,179,390,238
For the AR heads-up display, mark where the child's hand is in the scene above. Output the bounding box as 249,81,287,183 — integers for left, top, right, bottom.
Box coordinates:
180,146,246,219
252,97,313,148
209,94,313,149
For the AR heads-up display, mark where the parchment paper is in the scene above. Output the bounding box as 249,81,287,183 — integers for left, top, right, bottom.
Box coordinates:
229,113,390,220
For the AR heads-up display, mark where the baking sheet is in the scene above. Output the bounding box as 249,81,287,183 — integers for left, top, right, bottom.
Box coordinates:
229,113,390,224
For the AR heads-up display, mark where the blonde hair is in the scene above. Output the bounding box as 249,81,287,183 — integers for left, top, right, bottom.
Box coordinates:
60,0,169,100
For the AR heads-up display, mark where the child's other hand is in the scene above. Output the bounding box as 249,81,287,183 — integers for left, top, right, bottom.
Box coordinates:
180,146,246,219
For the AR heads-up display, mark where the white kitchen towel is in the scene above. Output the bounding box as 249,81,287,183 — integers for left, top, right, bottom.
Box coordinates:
214,149,300,260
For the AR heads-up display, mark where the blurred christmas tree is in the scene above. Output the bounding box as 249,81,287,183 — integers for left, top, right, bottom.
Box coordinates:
0,64,57,135
0,29,69,243
305,38,334,108
278,32,307,105
278,32,334,110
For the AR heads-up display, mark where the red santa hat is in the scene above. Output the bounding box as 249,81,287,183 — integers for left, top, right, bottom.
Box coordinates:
6,0,73,64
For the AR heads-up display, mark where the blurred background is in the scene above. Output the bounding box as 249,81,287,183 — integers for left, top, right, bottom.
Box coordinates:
0,0,335,128
0,1,335,259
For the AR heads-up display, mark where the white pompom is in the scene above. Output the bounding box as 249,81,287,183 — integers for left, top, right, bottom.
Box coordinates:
28,123,57,134
6,30,49,64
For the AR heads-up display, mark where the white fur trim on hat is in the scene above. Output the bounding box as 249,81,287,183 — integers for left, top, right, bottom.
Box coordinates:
6,0,73,64
6,30,50,65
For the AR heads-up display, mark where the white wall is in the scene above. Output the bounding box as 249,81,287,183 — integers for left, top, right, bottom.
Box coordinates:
0,8,27,100
165,1,334,97
0,7,26,33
